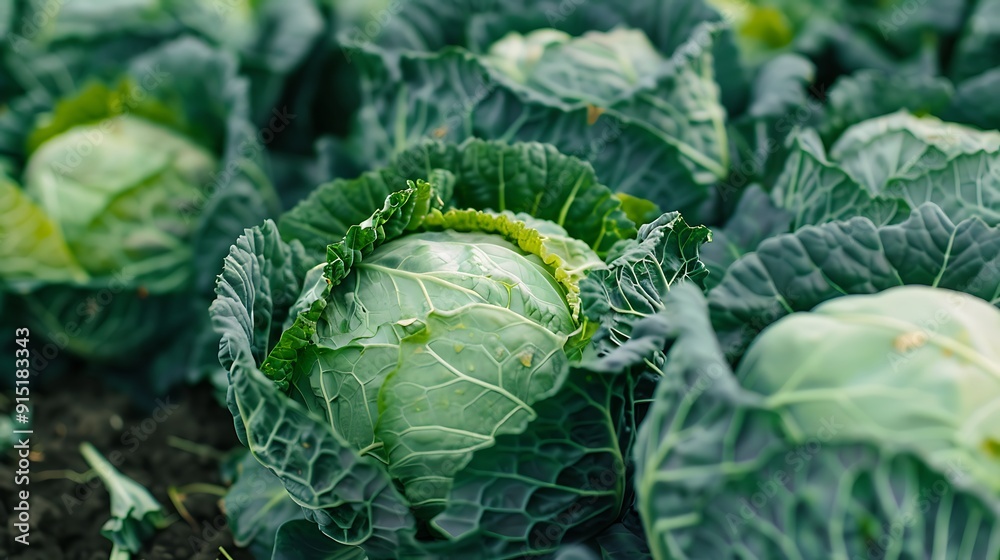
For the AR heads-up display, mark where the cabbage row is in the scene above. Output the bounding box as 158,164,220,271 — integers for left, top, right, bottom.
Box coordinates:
2,0,998,558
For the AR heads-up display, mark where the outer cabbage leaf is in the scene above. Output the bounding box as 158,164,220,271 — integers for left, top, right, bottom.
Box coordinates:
829,112,1000,190
572,212,712,560
337,0,735,98
741,54,815,121
16,286,188,363
0,0,19,104
581,212,711,359
176,0,327,123
709,203,1000,361
213,216,418,556
342,0,721,58
484,28,666,107
590,523,652,560
213,218,312,382
723,54,818,202
771,129,910,229
772,113,1000,231
946,67,1000,132
272,520,369,560
226,453,307,559
948,0,1000,82
5,0,326,124
0,173,88,286
230,361,416,557
700,185,791,290
424,363,626,558
474,22,734,188
281,139,636,261
881,151,1000,225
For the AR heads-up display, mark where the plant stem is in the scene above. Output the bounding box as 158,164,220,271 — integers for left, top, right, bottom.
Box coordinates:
166,436,229,461
167,485,199,531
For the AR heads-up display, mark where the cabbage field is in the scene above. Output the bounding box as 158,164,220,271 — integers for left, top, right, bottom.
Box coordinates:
1,1,999,559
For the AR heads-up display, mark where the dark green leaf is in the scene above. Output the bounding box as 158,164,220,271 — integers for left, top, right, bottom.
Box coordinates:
709,204,1000,360
273,520,369,560
226,453,306,559
581,212,710,357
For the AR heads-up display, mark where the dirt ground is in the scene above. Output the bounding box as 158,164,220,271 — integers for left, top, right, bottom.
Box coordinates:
0,375,255,560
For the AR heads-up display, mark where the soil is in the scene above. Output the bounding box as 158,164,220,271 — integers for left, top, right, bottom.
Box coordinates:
0,375,256,560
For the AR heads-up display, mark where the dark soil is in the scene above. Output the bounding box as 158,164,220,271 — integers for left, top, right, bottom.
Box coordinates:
0,376,255,560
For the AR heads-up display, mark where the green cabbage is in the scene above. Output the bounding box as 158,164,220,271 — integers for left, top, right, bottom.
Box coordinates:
23,116,217,291
739,286,1000,493
212,139,710,558
0,38,277,378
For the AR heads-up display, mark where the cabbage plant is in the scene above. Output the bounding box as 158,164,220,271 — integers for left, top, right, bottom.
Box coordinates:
211,139,711,557
333,0,742,224
632,197,1000,557
702,110,1000,288
0,38,277,386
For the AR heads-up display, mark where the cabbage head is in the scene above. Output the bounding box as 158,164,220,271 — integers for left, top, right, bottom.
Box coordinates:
21,115,216,290
211,138,711,558
0,38,277,381
739,286,1000,494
